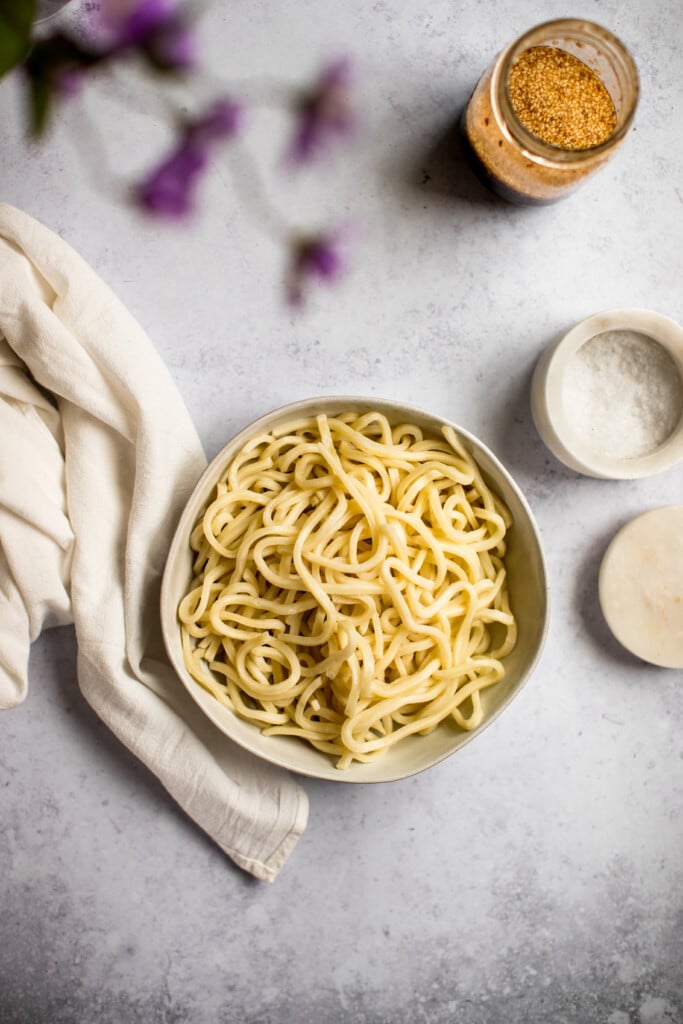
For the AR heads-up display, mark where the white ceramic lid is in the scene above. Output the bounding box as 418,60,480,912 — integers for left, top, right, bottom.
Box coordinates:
599,505,683,668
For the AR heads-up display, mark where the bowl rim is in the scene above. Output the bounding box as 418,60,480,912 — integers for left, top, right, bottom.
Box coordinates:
532,308,683,479
160,395,550,783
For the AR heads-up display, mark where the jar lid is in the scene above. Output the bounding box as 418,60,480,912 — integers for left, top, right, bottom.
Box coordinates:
599,505,683,668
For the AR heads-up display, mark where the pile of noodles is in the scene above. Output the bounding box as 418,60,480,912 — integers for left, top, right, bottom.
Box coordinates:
178,412,516,769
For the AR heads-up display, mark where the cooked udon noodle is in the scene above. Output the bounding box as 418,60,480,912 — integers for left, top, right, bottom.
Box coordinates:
178,411,517,768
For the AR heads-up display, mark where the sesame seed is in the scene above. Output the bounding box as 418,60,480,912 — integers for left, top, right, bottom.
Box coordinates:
509,46,617,150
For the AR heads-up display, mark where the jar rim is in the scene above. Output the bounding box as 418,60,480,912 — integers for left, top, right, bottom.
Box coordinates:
493,18,640,167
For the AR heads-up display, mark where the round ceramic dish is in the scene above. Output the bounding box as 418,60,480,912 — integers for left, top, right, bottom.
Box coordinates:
599,505,683,668
161,396,549,783
531,308,683,479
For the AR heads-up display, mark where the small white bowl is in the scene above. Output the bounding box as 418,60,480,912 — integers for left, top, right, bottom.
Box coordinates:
161,396,549,784
531,308,683,479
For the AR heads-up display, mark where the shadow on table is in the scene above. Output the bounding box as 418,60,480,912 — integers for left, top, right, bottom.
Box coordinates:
485,355,549,477
35,626,260,886
572,521,658,672
394,103,549,217
399,110,504,210
482,363,660,674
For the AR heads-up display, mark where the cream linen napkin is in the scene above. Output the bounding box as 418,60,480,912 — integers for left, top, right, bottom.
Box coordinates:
0,204,308,882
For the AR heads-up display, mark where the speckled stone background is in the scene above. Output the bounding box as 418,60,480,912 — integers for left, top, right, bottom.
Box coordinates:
1,1,683,1022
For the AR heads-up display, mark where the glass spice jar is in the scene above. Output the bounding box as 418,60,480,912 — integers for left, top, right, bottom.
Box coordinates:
461,19,639,204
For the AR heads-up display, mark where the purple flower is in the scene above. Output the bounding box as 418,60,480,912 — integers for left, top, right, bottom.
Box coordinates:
135,99,243,218
288,58,355,164
55,68,85,98
104,0,174,41
22,3,195,137
136,146,207,216
22,32,103,133
187,98,243,148
287,228,347,305
95,0,196,71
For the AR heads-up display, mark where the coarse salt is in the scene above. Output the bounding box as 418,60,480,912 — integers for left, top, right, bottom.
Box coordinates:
562,330,683,459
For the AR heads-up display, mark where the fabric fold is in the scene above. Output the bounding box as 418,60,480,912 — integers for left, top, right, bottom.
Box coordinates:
0,203,308,883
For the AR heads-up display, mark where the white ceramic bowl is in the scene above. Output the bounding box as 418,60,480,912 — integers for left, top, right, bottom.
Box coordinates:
531,308,683,479
161,396,549,783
